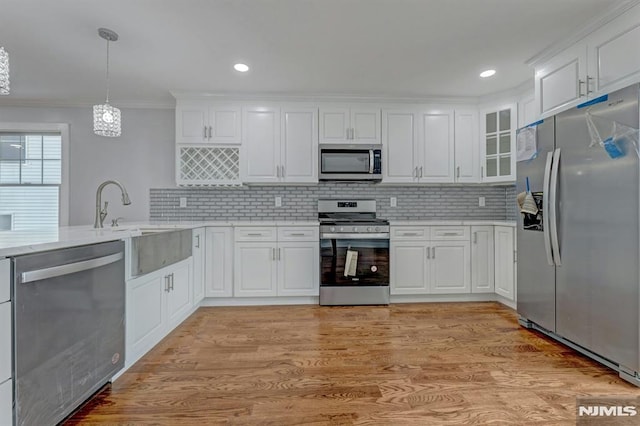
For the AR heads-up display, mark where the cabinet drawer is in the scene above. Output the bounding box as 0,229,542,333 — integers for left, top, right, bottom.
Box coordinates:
391,227,429,240
277,227,319,242
234,227,277,242
0,378,11,426
430,226,469,241
0,259,8,303
0,302,10,382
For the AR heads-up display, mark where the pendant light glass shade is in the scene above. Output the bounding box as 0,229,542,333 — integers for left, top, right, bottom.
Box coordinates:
0,47,9,95
93,28,121,137
93,103,121,137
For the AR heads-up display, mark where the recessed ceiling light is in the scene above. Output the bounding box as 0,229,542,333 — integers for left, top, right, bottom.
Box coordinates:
234,63,249,72
480,69,496,78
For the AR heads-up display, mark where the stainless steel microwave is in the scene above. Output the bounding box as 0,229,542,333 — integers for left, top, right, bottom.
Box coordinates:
318,144,382,181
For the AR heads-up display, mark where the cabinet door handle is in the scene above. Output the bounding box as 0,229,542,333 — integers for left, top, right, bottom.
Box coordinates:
578,79,586,97
164,275,170,292
208,126,212,139
586,76,593,94
278,247,281,260
427,247,431,259
272,247,276,261
276,165,280,178
481,166,484,178
203,126,207,139
195,235,200,248
419,166,423,178
170,273,174,291
281,165,285,177
414,167,418,178
473,232,477,244
432,247,436,258
457,166,460,178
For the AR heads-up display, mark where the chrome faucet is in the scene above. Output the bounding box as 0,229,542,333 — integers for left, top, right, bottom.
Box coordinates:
94,180,131,228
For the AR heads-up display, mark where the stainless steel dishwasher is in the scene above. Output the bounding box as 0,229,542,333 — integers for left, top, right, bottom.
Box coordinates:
12,240,125,426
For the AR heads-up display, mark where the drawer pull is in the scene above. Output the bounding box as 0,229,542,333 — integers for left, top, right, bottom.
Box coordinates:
442,232,459,236
401,232,419,236
247,233,263,236
290,233,306,236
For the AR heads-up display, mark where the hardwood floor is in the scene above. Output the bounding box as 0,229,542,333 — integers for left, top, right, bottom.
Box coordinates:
67,303,640,425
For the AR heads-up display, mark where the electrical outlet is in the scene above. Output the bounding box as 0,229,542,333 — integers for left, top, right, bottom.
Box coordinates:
275,196,282,207
390,197,397,208
478,196,485,207
179,197,187,208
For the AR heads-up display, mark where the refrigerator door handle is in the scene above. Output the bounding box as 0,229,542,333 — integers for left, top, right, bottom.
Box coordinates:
549,148,562,266
542,151,555,266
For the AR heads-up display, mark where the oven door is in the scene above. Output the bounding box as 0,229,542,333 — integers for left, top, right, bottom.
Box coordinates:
320,234,389,286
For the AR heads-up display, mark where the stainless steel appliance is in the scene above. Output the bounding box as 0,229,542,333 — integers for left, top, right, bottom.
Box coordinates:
517,84,640,386
318,144,382,181
319,199,390,305
12,240,126,425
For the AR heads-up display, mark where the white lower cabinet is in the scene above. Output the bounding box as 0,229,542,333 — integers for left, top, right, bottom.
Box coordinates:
126,257,192,366
494,226,515,301
192,228,206,305
390,226,470,295
430,241,471,294
0,378,12,426
205,227,234,297
234,226,319,297
0,302,11,385
471,226,495,293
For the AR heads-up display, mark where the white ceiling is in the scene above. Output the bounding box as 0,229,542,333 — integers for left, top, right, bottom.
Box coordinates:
0,0,624,107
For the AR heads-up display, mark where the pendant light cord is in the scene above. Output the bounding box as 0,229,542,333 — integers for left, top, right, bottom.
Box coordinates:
105,38,110,104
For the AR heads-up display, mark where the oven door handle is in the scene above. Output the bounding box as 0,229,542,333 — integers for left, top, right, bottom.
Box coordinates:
321,233,390,240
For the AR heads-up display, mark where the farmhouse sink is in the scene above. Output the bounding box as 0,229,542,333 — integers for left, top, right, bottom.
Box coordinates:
130,228,192,276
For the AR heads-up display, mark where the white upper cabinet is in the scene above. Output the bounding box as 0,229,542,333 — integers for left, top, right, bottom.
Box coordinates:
176,102,241,145
534,4,640,118
382,109,418,183
534,44,588,118
281,107,318,183
417,109,455,182
585,3,640,95
242,105,317,184
242,106,281,183
454,110,479,183
319,106,380,144
480,104,517,183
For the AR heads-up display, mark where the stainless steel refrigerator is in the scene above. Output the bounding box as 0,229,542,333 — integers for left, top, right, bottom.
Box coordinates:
517,84,640,386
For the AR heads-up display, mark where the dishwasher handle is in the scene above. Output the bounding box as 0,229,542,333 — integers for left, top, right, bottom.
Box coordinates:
21,252,124,284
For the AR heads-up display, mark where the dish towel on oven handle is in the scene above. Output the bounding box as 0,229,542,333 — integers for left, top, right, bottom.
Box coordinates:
344,249,358,277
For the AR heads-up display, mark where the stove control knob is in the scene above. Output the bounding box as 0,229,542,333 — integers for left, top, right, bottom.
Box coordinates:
353,227,358,232
330,227,336,232
339,227,344,232
367,227,372,232
375,227,380,232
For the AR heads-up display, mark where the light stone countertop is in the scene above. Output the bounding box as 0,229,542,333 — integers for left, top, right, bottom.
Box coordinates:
0,221,319,257
389,220,516,227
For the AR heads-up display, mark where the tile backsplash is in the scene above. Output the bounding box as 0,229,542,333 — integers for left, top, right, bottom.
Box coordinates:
150,182,518,222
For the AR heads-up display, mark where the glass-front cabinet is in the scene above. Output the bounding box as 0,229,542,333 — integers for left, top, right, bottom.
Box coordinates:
481,104,517,182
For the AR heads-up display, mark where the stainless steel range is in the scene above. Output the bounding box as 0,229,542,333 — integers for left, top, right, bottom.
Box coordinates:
319,199,390,305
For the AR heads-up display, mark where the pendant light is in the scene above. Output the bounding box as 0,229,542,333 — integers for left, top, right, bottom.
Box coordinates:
0,46,9,95
93,28,121,137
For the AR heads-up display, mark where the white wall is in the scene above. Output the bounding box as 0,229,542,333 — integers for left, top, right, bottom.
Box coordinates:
0,106,175,225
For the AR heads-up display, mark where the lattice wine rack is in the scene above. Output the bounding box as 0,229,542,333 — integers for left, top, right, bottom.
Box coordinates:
178,146,241,186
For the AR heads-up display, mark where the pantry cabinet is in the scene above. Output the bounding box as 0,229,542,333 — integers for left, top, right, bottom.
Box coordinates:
471,226,495,293
126,257,192,367
234,226,319,297
205,227,234,297
494,226,515,301
319,106,380,144
192,227,205,305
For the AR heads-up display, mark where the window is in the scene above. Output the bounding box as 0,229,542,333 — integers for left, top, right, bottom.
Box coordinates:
0,124,69,230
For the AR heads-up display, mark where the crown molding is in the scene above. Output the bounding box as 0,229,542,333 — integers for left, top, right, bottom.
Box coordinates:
477,78,534,106
0,98,175,109
525,0,640,67
169,90,479,105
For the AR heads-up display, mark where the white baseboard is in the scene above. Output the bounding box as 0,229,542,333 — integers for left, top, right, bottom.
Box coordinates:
200,296,319,306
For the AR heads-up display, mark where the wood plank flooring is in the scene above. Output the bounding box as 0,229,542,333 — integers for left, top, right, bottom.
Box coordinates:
66,303,640,425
